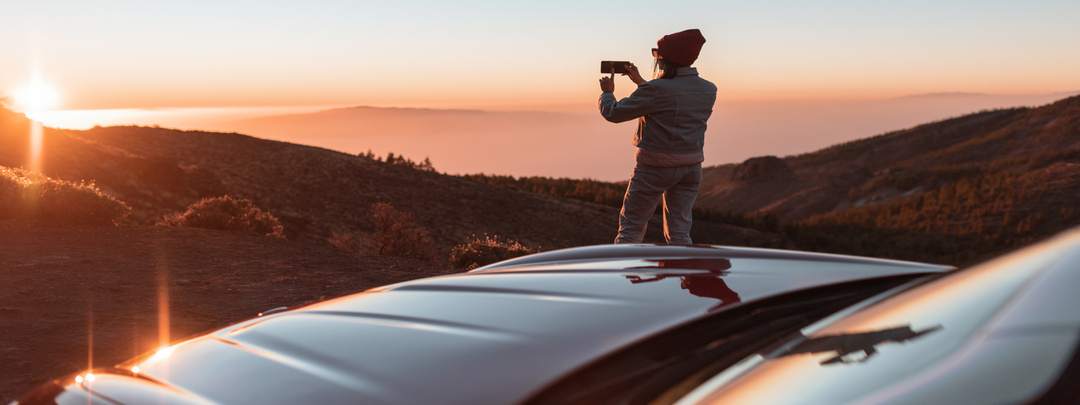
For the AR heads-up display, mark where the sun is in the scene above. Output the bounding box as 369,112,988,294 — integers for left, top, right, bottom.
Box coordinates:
11,78,61,112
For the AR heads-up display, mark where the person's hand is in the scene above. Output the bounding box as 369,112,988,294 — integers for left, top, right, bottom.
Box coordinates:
623,63,645,85
599,71,615,93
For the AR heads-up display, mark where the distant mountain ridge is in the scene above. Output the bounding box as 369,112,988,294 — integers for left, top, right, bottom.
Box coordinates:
894,90,1080,100
226,106,569,137
214,105,634,180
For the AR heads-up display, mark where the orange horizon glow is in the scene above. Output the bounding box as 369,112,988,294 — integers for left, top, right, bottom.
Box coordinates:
14,77,1077,113
8,72,1075,115
15,89,1075,183
2,2,1077,114
7,52,1074,113
4,2,1078,181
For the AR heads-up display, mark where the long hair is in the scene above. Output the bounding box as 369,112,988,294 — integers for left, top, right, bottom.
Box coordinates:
652,58,685,80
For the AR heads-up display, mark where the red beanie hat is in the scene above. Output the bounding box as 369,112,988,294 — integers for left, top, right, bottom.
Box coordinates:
656,29,706,66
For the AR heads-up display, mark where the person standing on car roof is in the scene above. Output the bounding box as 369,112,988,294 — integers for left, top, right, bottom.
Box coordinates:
599,29,717,244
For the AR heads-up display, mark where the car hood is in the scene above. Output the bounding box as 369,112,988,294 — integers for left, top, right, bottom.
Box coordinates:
26,245,950,405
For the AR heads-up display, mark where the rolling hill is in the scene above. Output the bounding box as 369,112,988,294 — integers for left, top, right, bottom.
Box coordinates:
4,94,1078,264
2,95,1077,403
0,106,764,254
696,94,1080,263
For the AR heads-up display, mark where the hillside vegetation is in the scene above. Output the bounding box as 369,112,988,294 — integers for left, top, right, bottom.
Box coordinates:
3,95,1078,266
0,166,130,224
464,95,1080,264
2,96,1076,405
0,106,762,260
696,95,1080,264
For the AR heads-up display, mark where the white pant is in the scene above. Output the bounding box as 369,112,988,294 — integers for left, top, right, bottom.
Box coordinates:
615,163,702,244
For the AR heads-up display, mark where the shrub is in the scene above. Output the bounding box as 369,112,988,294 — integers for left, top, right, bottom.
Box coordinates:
450,234,536,270
159,195,285,239
368,202,438,261
328,231,362,253
37,182,133,225
0,166,130,225
0,170,25,218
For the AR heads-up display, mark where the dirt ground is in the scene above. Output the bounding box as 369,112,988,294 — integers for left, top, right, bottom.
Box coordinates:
0,220,452,403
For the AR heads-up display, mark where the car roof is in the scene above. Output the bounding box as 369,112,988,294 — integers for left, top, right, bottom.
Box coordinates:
63,245,952,405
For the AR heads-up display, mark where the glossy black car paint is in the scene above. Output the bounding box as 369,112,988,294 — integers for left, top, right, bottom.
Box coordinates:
12,245,950,405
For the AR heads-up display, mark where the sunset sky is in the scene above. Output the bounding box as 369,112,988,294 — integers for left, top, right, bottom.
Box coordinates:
4,0,1078,111
2,1,1079,178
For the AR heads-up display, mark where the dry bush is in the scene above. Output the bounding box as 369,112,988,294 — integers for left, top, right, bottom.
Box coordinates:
449,234,536,270
0,166,130,225
0,170,24,218
328,231,362,254
368,202,438,261
159,195,285,239
37,182,132,225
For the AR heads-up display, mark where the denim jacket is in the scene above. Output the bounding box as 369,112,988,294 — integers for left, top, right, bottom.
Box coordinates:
599,67,717,155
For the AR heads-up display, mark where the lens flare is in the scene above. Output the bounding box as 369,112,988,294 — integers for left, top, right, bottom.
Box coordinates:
157,252,171,350
9,74,59,173
75,373,97,385
29,121,43,173
11,79,60,113
149,346,175,362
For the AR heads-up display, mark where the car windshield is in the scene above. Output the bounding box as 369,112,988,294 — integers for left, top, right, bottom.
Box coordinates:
677,235,1073,405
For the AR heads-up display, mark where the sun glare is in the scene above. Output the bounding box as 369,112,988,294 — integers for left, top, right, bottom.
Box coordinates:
11,79,60,112
149,346,176,362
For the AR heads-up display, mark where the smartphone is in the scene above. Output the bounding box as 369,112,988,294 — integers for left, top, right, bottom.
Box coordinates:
600,61,631,74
